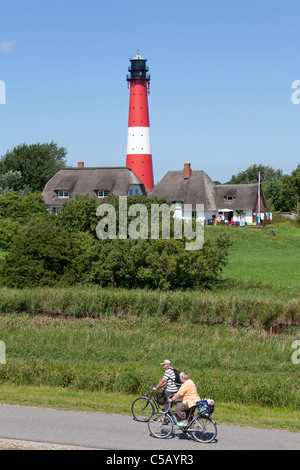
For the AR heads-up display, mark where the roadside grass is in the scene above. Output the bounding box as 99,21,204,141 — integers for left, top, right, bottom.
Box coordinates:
0,316,299,416
0,383,298,433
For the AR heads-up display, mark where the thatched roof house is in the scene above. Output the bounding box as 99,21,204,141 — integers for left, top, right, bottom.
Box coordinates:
150,164,266,224
42,164,146,213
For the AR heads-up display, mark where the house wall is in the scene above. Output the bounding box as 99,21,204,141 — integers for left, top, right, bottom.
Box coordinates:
172,203,254,224
232,210,253,223
172,203,212,222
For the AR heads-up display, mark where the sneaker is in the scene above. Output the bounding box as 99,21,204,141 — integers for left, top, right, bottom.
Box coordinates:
177,421,187,427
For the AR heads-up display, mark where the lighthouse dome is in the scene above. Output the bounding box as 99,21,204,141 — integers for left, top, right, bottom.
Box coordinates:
132,50,145,61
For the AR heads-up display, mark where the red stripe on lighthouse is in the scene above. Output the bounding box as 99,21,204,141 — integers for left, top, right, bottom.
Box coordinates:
126,154,154,193
128,80,150,127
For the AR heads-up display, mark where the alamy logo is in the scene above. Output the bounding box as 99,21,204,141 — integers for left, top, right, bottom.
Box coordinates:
0,80,6,104
96,197,205,251
0,341,6,364
292,340,300,365
291,80,300,105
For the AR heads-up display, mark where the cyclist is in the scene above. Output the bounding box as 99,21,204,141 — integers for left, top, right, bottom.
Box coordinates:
152,359,179,411
169,372,200,426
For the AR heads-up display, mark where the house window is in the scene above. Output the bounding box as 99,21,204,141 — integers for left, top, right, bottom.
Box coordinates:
128,185,142,196
226,196,233,201
58,190,69,198
98,190,110,198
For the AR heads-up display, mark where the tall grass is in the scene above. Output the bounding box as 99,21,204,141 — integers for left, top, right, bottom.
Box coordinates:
0,315,299,409
0,286,299,327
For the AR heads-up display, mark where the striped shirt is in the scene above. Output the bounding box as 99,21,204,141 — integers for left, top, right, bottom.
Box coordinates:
162,367,178,392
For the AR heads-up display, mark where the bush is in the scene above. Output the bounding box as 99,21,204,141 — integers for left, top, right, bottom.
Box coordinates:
0,217,94,288
0,218,22,250
0,192,48,220
57,194,100,237
83,235,231,290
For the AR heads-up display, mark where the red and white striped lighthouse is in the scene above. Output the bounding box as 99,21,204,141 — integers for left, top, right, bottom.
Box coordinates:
126,51,154,193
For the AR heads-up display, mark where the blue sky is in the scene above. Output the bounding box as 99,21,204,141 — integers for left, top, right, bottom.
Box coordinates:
0,0,300,184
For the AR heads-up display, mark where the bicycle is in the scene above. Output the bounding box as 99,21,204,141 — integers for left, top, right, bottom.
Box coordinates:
148,400,217,443
131,386,178,422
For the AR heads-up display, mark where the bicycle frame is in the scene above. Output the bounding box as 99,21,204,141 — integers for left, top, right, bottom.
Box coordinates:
137,387,165,413
148,401,218,443
163,402,195,430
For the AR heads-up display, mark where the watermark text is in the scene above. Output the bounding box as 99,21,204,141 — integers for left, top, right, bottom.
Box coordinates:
292,340,300,365
0,80,6,104
291,80,300,105
96,197,205,251
0,341,6,364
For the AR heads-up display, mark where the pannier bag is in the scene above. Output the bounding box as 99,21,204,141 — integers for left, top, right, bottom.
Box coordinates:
196,399,215,416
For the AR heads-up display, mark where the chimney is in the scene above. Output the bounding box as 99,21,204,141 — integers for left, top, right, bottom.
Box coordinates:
183,163,192,179
78,162,84,168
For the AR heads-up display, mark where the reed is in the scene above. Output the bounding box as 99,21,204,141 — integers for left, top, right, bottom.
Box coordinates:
0,286,299,327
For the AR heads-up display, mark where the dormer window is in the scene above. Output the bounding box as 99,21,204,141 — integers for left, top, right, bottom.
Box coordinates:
226,196,233,201
98,189,110,198
58,190,69,198
128,184,143,196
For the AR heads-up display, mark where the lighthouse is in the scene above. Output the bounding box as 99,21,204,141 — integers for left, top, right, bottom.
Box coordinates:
126,51,154,193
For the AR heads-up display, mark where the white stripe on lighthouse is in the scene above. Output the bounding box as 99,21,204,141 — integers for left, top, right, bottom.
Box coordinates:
127,127,152,155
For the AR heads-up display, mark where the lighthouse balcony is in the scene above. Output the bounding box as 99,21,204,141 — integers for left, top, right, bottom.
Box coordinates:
128,65,149,72
127,72,151,81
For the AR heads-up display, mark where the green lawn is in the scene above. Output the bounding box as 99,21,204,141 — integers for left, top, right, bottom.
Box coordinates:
206,221,300,290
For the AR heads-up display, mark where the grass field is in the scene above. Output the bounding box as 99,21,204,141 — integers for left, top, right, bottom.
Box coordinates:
0,314,299,431
205,220,300,289
0,220,299,431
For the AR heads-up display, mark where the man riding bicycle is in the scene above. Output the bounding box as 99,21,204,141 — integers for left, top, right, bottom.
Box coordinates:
152,360,179,411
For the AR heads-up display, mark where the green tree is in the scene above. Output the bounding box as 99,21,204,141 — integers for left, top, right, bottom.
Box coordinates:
0,171,30,195
0,218,22,251
227,164,283,184
280,164,300,214
56,194,172,239
0,192,48,220
57,194,101,237
0,142,67,192
0,216,93,288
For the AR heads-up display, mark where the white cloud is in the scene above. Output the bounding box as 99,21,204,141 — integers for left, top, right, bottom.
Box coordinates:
0,41,17,53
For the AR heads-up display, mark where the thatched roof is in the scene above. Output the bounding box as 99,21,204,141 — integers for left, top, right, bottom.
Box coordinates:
42,167,146,206
150,169,265,212
150,170,218,211
215,184,266,211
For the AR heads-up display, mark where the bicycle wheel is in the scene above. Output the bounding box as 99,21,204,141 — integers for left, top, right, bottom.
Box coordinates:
148,412,174,439
188,416,217,443
131,397,155,422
